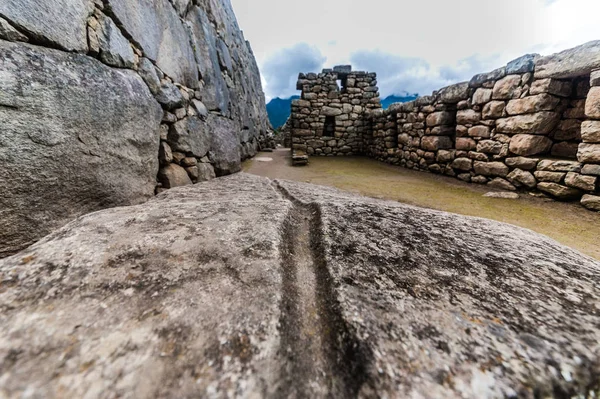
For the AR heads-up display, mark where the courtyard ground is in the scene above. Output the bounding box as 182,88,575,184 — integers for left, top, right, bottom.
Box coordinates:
243,148,600,260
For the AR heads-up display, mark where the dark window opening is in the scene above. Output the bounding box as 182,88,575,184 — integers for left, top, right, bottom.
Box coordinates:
323,116,336,137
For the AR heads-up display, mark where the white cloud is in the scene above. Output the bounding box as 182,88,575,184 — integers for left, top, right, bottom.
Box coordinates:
231,0,600,100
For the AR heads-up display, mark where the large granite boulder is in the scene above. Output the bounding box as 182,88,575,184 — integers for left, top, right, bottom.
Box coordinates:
207,114,242,176
1,173,599,398
0,0,92,52
535,40,600,79
105,0,198,88
0,41,162,258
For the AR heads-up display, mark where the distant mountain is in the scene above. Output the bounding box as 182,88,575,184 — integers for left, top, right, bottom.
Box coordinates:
267,96,299,129
267,93,419,129
381,94,418,109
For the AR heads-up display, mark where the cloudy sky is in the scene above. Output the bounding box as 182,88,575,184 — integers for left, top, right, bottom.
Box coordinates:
230,0,600,102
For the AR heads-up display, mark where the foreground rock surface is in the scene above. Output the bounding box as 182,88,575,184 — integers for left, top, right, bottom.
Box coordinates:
1,173,599,398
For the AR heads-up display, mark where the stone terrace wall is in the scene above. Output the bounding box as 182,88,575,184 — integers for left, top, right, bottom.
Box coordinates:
0,0,271,257
290,65,382,164
363,42,600,212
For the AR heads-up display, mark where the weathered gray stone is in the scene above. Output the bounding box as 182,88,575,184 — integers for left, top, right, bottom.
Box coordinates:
0,0,92,51
137,57,161,95
565,172,597,192
507,168,537,188
1,173,599,398
483,191,519,199
581,194,600,211
591,70,600,87
159,141,173,165
535,40,600,79
437,82,469,103
534,171,566,183
158,163,192,188
0,41,162,258
106,0,198,87
529,78,572,97
192,99,209,119
537,159,582,172
492,75,522,100
487,177,516,191
584,86,600,119
93,13,135,68
322,106,343,117
537,182,583,200
496,112,560,135
505,156,539,170
155,81,185,110
186,6,229,112
473,161,509,177
577,143,600,163
207,114,241,176
0,16,28,42
469,67,506,87
451,157,472,171
505,94,560,116
196,162,216,182
509,134,553,156
168,116,210,157
582,164,600,176
506,54,538,74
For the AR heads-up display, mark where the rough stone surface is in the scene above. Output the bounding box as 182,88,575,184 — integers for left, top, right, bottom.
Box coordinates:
578,143,600,163
565,172,597,191
505,157,539,170
505,94,561,116
537,182,583,200
0,16,28,42
509,134,553,156
535,40,600,79
529,79,573,97
483,191,519,199
158,163,193,188
585,87,600,119
551,142,579,159
496,113,560,135
473,88,492,105
207,114,242,176
581,120,600,143
507,169,537,188
0,41,162,258
0,0,92,51
1,174,599,398
582,164,600,176
93,14,135,69
537,160,583,173
473,161,509,177
106,0,198,88
506,54,537,74
168,116,210,157
492,75,522,100
581,194,600,211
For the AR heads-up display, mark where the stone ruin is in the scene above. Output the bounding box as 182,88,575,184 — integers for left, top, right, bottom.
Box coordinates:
290,65,382,165
290,42,600,212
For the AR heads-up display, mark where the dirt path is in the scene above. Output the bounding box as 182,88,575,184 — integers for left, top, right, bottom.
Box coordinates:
245,149,600,260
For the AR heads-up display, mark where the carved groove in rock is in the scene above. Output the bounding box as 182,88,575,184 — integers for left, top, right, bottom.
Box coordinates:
275,182,371,398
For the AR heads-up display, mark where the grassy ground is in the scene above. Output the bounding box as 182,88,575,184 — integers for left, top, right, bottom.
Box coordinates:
244,149,600,260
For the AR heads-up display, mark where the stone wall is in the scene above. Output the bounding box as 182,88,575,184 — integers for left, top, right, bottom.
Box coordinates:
292,42,600,212
0,0,271,257
289,65,381,164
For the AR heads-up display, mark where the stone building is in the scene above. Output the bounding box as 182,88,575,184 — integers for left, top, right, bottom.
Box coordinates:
291,43,600,212
290,65,382,164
